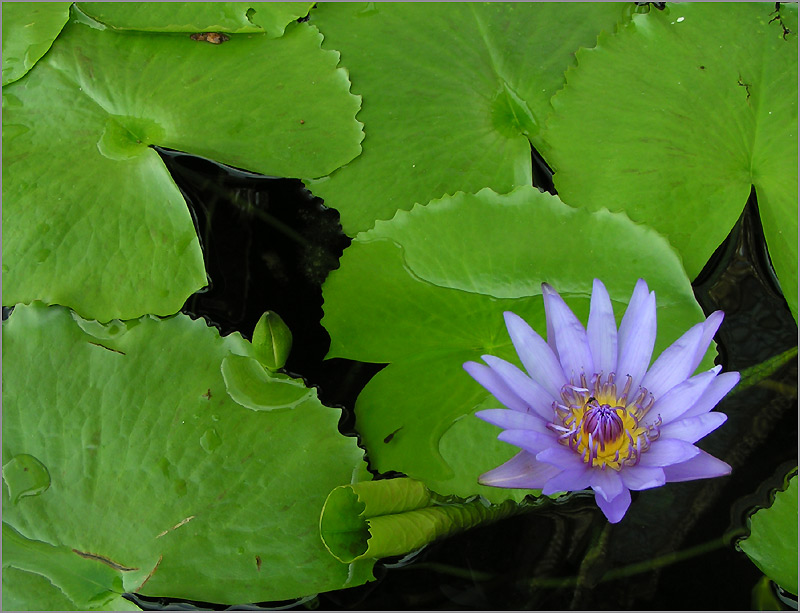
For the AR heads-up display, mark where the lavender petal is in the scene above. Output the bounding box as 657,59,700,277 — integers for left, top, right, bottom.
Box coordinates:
679,371,740,419
638,438,700,467
620,465,666,490
499,429,559,455
541,466,593,495
658,412,727,444
616,281,657,393
590,467,624,502
503,311,568,399
587,278,618,376
595,488,631,523
542,283,594,381
482,355,557,420
662,449,732,482
641,311,724,398
475,409,550,435
647,369,718,426
463,361,528,412
536,444,585,470
692,311,725,371
479,451,563,489
640,321,704,398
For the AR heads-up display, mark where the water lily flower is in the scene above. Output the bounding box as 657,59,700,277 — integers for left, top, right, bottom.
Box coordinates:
464,279,737,523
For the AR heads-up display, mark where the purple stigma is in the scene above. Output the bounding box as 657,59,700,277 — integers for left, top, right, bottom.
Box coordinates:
581,401,624,449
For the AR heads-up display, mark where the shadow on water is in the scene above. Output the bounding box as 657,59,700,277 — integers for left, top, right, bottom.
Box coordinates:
137,151,797,611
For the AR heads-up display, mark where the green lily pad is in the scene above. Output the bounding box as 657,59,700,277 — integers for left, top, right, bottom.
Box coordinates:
321,186,711,501
2,303,373,607
3,563,135,612
543,2,798,319
2,8,363,321
77,2,315,38
740,473,798,595
3,522,141,611
1,2,71,86
307,2,630,235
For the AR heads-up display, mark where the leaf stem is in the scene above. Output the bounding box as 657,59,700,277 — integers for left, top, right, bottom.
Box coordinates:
527,531,736,589
734,346,797,395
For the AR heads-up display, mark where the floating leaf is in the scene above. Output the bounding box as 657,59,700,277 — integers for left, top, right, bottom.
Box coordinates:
543,2,798,319
221,354,312,410
322,186,711,501
3,8,362,321
320,478,519,563
3,523,137,611
740,473,798,595
307,2,629,234
2,564,137,612
1,2,71,85
2,303,373,606
77,2,315,38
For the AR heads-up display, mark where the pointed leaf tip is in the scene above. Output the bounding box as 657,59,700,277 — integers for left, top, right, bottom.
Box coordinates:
252,311,293,371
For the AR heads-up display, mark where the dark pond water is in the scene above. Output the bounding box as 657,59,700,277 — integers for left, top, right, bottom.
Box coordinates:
126,147,798,611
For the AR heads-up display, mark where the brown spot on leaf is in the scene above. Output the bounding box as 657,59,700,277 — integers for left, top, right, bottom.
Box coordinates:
155,515,196,539
72,549,138,572
88,341,126,355
190,32,230,44
135,555,163,592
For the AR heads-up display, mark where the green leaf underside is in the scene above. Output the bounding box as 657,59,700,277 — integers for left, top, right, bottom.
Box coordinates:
320,479,519,563
2,303,373,606
320,479,434,562
307,2,630,235
1,2,71,86
77,2,315,37
739,474,798,595
322,187,711,502
2,10,362,321
543,2,798,319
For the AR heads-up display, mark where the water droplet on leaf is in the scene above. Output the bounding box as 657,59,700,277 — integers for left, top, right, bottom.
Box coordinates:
200,428,222,453
2,454,51,503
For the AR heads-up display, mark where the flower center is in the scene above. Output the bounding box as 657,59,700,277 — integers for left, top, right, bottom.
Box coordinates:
547,372,661,470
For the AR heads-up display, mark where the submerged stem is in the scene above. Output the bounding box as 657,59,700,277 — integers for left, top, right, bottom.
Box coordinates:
734,346,798,395
527,531,737,589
